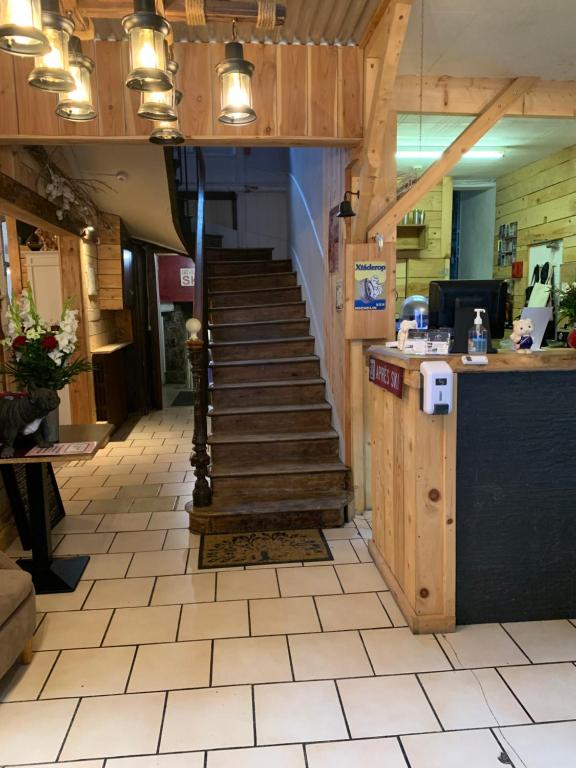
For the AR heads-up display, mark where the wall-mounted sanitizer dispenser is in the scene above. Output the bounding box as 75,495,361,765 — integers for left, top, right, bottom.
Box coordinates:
420,361,453,415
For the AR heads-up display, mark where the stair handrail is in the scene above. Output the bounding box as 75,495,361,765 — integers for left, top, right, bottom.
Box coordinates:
165,145,212,507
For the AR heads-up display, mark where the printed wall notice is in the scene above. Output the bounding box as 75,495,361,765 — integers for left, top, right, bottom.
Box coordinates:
354,262,386,310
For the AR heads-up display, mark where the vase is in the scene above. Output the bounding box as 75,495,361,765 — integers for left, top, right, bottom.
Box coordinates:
568,324,576,350
44,408,60,444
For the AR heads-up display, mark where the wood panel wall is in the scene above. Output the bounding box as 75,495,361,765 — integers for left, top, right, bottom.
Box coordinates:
0,42,363,145
395,178,453,313
493,144,576,320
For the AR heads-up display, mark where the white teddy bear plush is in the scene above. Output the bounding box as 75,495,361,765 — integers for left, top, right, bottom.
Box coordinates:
510,317,534,353
397,319,417,351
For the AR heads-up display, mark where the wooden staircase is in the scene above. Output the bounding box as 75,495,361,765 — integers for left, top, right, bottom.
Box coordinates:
189,247,353,533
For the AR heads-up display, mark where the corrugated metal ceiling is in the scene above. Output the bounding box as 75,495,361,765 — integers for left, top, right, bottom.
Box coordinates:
89,0,381,44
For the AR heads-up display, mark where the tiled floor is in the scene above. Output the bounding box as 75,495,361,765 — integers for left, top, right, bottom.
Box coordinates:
1,407,576,767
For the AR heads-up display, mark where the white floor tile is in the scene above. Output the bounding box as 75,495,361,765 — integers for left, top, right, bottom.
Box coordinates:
335,563,388,593
207,745,305,768
499,662,576,721
127,549,188,577
33,610,113,651
289,631,373,680
0,699,78,765
420,668,531,730
306,738,407,768
437,623,530,668
179,601,249,640
84,577,154,609
109,531,166,553
128,640,211,692
255,680,348,745
316,593,391,631
277,566,341,597
61,692,165,760
97,513,152,533
81,553,132,581
0,651,58,702
249,597,321,636
55,533,115,555
212,636,292,685
53,516,103,534
362,627,452,674
217,569,279,601
163,529,201,550
338,675,440,738
104,605,180,646
502,620,576,663
161,686,253,752
152,573,215,605
147,511,190,529
401,730,504,768
41,646,135,698
36,581,93,612
500,721,576,768
107,755,203,768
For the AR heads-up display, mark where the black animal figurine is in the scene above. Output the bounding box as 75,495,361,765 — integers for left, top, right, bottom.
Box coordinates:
0,386,60,459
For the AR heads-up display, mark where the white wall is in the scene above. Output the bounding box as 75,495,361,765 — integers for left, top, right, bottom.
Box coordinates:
288,147,346,438
201,148,290,260
458,187,497,280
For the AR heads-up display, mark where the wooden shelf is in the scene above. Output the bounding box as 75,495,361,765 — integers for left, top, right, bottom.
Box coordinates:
396,224,428,256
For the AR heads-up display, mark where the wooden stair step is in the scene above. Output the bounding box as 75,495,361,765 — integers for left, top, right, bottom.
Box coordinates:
209,302,306,323
206,248,273,262
209,430,339,464
210,356,320,384
210,460,351,501
208,272,297,291
209,318,310,342
188,492,351,534
208,260,292,276
209,336,315,361
209,377,326,407
209,286,301,308
210,401,332,433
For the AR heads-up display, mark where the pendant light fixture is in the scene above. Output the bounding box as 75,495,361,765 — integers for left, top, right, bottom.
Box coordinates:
149,89,183,144
56,36,96,121
28,0,75,92
138,58,178,121
216,20,256,125
122,0,171,92
0,0,49,56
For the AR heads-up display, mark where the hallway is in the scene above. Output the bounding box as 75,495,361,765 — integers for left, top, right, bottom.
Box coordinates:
0,408,573,767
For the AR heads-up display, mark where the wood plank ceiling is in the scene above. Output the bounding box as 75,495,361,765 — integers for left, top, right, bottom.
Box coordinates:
78,0,381,44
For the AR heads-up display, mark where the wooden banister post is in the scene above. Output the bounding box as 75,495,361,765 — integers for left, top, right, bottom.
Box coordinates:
186,326,212,509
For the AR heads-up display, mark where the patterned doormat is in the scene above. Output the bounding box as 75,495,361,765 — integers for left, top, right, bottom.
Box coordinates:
198,529,333,569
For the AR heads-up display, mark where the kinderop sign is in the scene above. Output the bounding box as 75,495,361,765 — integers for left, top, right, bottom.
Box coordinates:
354,262,386,310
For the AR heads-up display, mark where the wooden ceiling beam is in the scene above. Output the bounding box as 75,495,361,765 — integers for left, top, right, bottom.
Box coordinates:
352,0,412,241
393,74,576,117
359,0,394,52
368,76,538,237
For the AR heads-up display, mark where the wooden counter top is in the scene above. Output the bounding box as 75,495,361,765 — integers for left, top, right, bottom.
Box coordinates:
367,345,576,373
92,342,132,355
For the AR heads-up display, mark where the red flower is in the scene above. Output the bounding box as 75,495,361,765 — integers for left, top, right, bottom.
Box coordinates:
41,335,58,351
12,335,26,349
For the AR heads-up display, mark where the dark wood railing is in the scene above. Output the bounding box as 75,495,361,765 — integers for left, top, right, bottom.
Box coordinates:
165,147,212,508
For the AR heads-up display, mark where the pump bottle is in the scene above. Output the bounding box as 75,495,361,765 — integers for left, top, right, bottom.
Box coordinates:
468,308,488,354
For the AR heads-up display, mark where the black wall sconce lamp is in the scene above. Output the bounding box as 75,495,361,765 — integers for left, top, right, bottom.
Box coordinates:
336,190,359,218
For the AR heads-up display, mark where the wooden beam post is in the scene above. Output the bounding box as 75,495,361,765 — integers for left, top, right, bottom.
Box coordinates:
368,76,538,236
353,0,412,242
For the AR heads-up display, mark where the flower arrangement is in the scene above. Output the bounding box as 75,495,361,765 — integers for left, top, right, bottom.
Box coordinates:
558,281,576,325
1,287,92,391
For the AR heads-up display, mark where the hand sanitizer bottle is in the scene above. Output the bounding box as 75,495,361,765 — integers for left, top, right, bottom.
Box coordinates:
468,308,488,354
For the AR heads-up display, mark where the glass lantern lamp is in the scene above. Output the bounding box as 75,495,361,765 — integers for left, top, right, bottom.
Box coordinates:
0,0,49,56
122,0,171,92
28,0,75,92
149,92,183,144
138,58,178,121
215,41,256,125
56,36,96,121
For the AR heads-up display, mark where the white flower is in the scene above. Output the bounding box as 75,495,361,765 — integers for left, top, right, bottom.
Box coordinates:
48,349,64,366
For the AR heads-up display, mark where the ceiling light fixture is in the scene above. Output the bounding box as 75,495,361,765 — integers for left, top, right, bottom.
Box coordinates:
396,150,505,160
0,0,49,57
149,88,184,144
216,19,256,125
138,58,179,121
28,0,75,92
56,36,96,121
122,0,172,92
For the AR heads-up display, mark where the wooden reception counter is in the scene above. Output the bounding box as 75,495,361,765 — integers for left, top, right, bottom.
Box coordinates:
367,346,576,633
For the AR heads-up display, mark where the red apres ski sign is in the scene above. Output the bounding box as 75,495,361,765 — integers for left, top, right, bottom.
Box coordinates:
368,356,404,399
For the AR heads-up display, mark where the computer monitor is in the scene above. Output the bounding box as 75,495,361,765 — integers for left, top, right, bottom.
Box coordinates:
428,280,508,353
